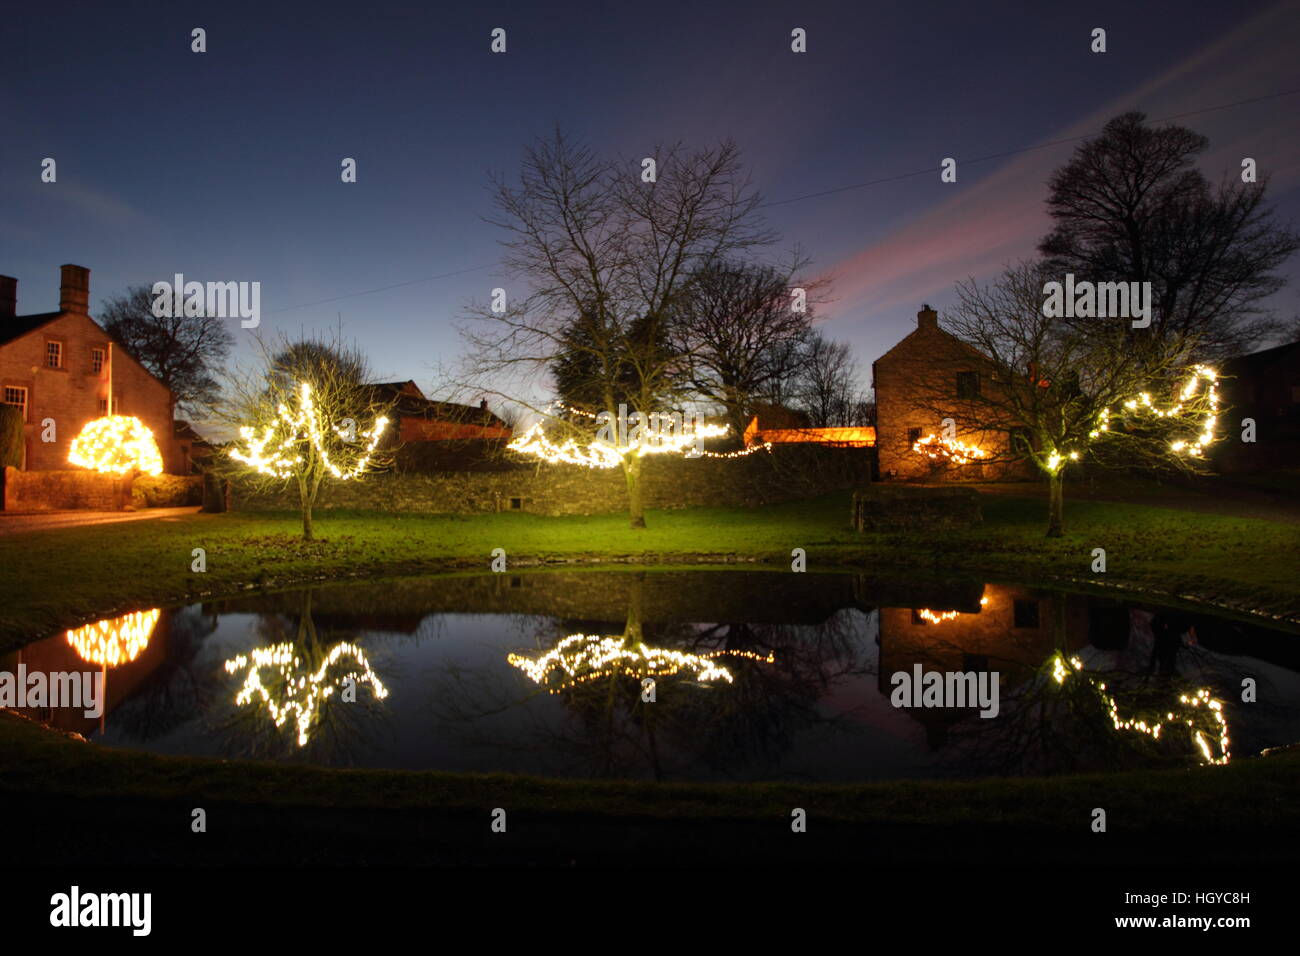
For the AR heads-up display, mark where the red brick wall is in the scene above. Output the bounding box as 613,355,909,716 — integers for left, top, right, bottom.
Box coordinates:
399,418,513,442
0,312,182,473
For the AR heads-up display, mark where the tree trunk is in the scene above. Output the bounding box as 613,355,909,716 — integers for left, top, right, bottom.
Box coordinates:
624,454,646,529
299,473,319,541
1046,470,1064,537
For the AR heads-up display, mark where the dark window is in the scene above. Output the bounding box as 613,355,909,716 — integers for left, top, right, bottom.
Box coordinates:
907,427,922,447
91,348,105,374
1013,600,1040,629
46,341,63,369
98,398,109,414
956,371,980,399
1009,426,1032,456
510,497,522,511
911,609,927,626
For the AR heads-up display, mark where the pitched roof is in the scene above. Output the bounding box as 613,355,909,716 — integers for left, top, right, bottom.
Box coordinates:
365,382,508,428
0,311,62,347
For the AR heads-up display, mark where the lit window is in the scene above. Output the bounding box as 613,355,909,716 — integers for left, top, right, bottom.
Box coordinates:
46,341,63,369
3,386,28,420
91,348,105,374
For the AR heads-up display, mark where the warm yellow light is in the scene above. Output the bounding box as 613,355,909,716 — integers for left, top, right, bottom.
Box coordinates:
223,640,389,746
911,433,987,465
66,609,161,667
505,403,748,469
507,633,774,692
1048,652,1229,765
917,596,989,624
67,416,163,476
229,382,388,480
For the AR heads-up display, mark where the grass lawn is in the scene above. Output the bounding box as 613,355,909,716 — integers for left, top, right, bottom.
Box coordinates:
1,489,1297,649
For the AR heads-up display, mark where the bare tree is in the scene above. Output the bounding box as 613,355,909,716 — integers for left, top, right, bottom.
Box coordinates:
219,332,393,540
917,261,1220,536
1040,112,1300,361
793,332,872,427
671,257,823,436
460,128,775,527
100,285,235,416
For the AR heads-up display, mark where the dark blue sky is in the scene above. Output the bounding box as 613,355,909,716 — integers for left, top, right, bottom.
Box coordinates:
5,0,1299,404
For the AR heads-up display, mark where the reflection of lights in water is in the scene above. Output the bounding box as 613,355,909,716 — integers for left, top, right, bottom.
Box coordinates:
223,642,389,746
507,634,775,693
917,596,989,624
66,609,161,667
1050,653,1230,765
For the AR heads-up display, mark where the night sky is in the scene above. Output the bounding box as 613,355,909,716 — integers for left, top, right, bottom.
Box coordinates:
5,0,1299,403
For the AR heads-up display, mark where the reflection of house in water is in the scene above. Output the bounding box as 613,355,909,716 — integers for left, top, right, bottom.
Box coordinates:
877,584,1092,749
2,609,167,737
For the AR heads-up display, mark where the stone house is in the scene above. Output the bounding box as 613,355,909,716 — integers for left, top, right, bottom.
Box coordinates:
0,265,183,473
369,381,512,443
872,306,1028,481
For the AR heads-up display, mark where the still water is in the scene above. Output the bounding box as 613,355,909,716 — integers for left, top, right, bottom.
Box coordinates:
8,570,1299,782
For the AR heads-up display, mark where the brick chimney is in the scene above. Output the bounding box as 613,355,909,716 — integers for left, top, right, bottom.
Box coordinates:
60,264,90,314
0,275,15,318
917,304,938,331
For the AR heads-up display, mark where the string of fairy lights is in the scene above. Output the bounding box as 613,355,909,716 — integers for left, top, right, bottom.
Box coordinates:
916,596,990,624
229,382,389,480
507,633,775,692
911,434,988,466
1051,652,1230,765
67,416,164,477
65,609,161,668
914,365,1220,472
506,400,772,468
223,641,390,747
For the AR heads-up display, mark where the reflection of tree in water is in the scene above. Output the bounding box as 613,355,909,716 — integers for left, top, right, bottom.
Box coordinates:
216,589,391,764
937,609,1237,777
432,573,874,780
99,606,224,741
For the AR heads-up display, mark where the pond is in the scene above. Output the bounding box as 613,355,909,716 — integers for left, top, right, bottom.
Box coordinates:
6,570,1299,782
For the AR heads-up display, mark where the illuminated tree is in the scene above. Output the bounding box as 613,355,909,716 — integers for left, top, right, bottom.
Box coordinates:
460,128,777,528
222,334,391,540
915,261,1220,536
67,415,164,476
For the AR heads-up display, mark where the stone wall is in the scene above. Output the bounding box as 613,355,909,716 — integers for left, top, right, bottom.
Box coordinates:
232,445,873,516
1,466,132,511
851,484,982,531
